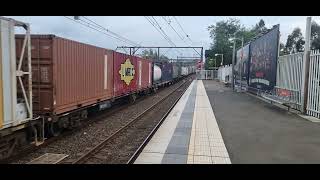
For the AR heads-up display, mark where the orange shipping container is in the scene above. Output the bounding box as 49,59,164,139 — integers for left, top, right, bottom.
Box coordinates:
136,57,152,90
15,35,114,116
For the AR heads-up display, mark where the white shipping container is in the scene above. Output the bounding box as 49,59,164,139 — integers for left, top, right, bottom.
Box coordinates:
0,18,15,129
153,65,162,82
181,67,189,76
0,17,32,130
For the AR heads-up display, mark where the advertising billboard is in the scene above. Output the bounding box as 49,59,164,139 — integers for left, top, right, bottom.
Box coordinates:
235,44,250,88
248,25,280,92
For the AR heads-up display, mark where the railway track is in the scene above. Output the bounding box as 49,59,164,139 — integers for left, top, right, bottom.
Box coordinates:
3,76,192,164
0,100,130,164
66,76,193,164
126,82,187,164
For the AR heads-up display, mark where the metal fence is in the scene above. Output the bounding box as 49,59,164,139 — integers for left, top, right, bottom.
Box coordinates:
217,65,232,83
196,70,217,80
276,52,304,110
307,50,320,118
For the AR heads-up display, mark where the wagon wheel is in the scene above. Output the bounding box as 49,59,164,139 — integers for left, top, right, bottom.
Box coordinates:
48,120,62,137
129,94,137,104
152,88,156,93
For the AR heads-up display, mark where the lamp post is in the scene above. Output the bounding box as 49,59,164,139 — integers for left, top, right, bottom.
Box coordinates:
229,36,244,92
239,37,244,92
215,54,224,66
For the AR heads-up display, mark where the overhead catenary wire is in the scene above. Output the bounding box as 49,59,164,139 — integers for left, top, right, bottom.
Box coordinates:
144,16,182,57
63,16,139,47
161,16,187,44
81,16,140,46
64,16,134,46
150,16,176,47
144,16,174,47
172,16,194,44
144,16,176,53
171,16,201,57
162,16,201,57
150,16,184,56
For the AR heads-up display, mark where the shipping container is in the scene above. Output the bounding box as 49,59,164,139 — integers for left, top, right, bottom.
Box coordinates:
15,35,114,116
136,57,152,90
1,18,33,131
181,66,189,76
113,51,138,97
172,62,182,78
154,61,173,83
172,63,180,79
153,64,162,81
248,25,280,92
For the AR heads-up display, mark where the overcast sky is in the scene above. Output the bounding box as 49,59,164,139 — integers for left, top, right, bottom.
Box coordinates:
5,16,320,59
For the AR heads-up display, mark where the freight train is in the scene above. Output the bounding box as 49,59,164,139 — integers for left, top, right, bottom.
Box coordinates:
0,17,196,160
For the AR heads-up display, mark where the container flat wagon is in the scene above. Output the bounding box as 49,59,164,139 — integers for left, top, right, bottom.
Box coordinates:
15,35,154,135
0,20,186,160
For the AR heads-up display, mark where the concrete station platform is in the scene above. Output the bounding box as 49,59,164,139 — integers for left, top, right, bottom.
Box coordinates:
135,79,320,164
134,80,231,164
203,80,320,164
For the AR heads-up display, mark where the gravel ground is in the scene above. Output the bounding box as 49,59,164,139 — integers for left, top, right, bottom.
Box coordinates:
11,77,193,164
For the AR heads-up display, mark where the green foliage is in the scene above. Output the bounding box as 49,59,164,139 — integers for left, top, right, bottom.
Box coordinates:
282,21,320,55
204,58,219,70
208,18,320,62
279,43,286,56
251,19,268,35
311,21,320,50
207,18,239,67
206,18,268,69
284,27,305,53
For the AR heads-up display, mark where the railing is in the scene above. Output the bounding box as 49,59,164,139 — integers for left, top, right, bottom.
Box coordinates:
261,87,300,110
217,65,232,83
196,70,217,80
307,50,320,118
276,52,304,110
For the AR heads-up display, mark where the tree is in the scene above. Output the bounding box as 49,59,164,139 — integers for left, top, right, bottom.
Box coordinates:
207,18,242,66
311,21,320,50
281,21,320,55
279,43,287,56
285,27,305,53
251,19,268,35
206,18,269,68
205,58,215,69
140,49,169,61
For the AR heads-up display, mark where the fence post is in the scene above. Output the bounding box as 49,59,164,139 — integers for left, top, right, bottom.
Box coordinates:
301,16,312,113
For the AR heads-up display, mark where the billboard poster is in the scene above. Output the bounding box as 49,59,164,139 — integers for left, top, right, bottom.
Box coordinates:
235,44,250,89
248,25,280,92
